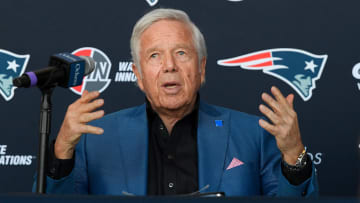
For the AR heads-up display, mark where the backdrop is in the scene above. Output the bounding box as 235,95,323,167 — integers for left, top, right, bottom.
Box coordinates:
0,0,359,197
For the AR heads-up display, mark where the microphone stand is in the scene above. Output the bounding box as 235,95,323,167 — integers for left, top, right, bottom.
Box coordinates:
36,85,55,194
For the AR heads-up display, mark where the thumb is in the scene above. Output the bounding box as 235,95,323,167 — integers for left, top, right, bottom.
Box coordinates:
286,94,294,109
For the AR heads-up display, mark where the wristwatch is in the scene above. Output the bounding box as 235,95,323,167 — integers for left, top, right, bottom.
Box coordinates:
282,147,308,172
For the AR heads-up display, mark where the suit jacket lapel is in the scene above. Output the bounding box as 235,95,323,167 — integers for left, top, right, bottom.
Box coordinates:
197,102,230,192
118,104,148,195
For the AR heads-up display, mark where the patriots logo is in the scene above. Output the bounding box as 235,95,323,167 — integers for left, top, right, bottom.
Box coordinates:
146,0,158,7
0,49,30,101
217,48,328,101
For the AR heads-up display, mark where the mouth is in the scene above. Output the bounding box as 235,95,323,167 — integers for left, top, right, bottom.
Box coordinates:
161,81,182,94
163,82,180,88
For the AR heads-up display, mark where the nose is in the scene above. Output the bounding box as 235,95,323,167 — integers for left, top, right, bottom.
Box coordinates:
163,53,177,73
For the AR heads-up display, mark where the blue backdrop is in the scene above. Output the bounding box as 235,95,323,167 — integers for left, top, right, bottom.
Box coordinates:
0,0,359,196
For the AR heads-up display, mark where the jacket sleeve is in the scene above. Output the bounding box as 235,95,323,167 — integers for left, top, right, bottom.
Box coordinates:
33,134,89,194
259,126,319,197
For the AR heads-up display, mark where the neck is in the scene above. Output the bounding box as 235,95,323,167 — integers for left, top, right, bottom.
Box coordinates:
150,97,197,134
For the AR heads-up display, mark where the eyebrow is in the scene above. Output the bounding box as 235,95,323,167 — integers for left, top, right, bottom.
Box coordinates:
144,44,194,55
145,47,159,55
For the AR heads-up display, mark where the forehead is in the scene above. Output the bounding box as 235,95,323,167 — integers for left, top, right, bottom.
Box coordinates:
139,19,194,51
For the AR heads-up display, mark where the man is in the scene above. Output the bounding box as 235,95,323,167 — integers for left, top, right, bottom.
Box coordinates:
43,8,318,196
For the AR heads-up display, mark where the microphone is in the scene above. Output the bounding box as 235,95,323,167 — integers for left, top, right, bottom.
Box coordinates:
12,53,95,88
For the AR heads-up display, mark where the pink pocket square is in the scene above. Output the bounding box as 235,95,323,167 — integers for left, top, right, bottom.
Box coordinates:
226,157,244,170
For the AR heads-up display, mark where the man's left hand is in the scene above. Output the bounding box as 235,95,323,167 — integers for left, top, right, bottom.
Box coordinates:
258,86,304,165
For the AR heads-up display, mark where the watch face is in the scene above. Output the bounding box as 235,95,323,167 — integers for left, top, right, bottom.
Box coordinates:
282,152,309,171
297,153,308,167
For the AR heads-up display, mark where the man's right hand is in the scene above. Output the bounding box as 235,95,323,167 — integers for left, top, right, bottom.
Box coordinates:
54,90,105,159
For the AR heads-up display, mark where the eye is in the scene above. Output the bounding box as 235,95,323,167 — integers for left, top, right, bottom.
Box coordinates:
150,53,158,58
177,51,185,56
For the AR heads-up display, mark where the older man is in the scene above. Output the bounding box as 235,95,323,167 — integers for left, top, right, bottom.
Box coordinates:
43,8,317,196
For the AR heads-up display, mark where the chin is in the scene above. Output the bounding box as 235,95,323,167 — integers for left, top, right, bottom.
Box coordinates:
159,96,189,111
161,101,185,111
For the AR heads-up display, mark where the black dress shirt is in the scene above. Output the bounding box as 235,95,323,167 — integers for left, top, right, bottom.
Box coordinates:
47,96,312,194
146,98,199,195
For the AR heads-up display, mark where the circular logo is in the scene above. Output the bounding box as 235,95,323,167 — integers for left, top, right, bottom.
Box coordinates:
70,47,112,95
353,63,360,80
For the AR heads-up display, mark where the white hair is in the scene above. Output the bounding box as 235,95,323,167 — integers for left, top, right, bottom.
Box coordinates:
130,8,207,75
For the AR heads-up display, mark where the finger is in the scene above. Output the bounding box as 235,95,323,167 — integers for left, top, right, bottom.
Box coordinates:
79,110,105,123
78,99,104,113
261,92,282,114
78,90,89,101
82,90,89,96
78,91,100,104
259,104,280,124
259,119,277,136
271,86,289,107
80,124,104,135
286,94,294,109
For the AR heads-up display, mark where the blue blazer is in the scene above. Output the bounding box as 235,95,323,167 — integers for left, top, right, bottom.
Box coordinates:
45,102,318,196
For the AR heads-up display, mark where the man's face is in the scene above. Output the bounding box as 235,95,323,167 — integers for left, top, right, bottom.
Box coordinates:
0,74,13,97
293,74,312,97
133,20,206,112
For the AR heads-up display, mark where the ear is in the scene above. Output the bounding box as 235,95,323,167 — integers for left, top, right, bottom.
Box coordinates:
132,63,144,91
200,57,206,84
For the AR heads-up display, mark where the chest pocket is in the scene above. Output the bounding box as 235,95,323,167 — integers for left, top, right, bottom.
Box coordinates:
219,162,260,196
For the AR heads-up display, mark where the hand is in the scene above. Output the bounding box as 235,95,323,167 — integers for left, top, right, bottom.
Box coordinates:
258,86,304,165
55,90,105,159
